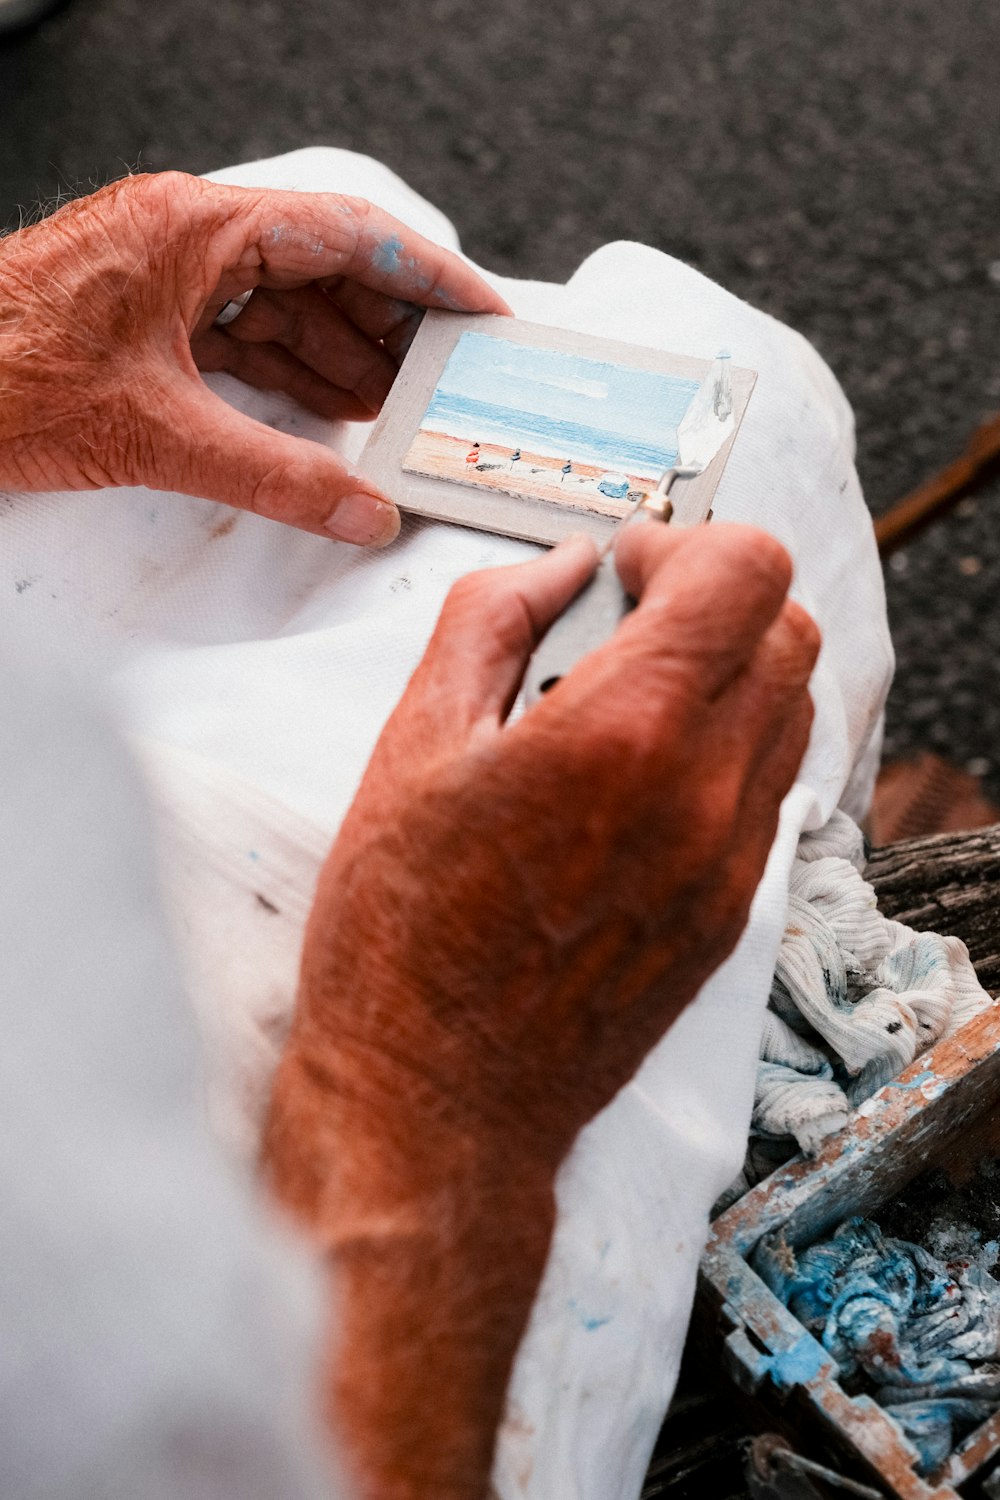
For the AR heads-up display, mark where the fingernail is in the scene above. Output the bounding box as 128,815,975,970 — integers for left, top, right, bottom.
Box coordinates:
324,493,400,546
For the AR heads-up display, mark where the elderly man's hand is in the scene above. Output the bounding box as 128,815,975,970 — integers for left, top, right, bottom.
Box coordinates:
264,521,819,1500
0,172,507,543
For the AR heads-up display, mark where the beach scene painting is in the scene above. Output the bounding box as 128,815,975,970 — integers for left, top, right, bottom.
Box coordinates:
402,331,702,519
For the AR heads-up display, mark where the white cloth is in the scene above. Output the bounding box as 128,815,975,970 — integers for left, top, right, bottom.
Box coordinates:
750,809,990,1159
0,147,894,1500
0,646,340,1500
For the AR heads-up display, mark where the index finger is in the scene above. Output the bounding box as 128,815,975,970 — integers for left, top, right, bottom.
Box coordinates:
232,188,511,314
608,519,795,701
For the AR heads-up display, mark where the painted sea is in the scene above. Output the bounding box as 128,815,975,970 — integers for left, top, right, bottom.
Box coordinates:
419,389,680,476
403,332,700,517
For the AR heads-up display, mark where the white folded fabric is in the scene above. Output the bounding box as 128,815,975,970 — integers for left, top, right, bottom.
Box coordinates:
0,147,894,1500
748,809,991,1167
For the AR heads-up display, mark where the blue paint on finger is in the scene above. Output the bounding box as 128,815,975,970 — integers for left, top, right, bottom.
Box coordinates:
430,285,468,310
370,236,440,297
371,235,406,277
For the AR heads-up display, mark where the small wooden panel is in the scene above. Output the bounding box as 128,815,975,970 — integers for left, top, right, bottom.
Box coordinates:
360,312,756,545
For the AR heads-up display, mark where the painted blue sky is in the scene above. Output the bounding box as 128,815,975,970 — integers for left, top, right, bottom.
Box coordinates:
432,332,698,445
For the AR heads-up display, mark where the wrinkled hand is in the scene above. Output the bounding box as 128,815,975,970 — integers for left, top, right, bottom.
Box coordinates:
278,521,819,1164
263,521,819,1500
0,172,507,543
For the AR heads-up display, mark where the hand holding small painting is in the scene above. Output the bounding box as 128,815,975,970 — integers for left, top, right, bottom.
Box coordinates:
0,175,510,543
524,353,737,703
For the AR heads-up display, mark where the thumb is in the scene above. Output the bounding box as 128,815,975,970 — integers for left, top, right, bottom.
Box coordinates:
404,535,600,739
148,377,400,545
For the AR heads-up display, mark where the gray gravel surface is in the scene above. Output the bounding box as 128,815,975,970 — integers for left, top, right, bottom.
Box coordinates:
3,0,999,791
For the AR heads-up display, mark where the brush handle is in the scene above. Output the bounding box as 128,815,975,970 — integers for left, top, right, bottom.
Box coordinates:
524,549,633,706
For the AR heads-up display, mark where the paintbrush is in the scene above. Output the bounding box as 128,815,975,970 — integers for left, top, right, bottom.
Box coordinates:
523,352,735,704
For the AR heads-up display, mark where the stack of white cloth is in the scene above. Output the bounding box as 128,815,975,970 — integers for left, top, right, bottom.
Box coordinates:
0,147,895,1499
717,810,992,1209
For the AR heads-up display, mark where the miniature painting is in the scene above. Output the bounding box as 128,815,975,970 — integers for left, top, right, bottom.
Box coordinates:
401,331,702,519
360,312,757,545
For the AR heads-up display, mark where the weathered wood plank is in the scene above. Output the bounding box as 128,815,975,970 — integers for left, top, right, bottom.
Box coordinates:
865,822,1000,993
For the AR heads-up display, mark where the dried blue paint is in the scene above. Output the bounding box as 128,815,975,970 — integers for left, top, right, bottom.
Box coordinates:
370,236,432,294
371,235,405,277
431,285,469,311
567,1297,612,1332
883,1397,996,1474
756,1216,1000,1475
769,1333,829,1387
885,1071,936,1091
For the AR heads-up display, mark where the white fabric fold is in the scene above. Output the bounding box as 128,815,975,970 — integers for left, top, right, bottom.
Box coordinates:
751,813,992,1158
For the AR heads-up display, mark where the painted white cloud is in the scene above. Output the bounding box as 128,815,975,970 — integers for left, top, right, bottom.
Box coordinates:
493,365,609,401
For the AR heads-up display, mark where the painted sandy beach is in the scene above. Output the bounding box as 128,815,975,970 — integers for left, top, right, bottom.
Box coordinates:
403,430,656,518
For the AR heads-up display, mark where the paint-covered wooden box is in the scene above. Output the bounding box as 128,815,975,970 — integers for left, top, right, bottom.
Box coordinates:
699,1005,1000,1499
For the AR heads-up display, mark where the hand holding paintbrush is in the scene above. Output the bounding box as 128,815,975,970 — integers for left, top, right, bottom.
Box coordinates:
525,352,736,703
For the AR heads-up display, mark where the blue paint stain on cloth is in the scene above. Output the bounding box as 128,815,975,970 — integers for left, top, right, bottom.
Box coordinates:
567,1297,613,1333
755,1217,1000,1474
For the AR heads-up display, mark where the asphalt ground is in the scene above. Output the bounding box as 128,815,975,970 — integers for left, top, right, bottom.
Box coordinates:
3,0,1000,796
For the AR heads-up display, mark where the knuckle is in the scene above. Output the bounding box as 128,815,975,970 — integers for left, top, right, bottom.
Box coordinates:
763,613,821,698
120,169,195,212
754,606,822,698
712,868,757,945
246,462,286,515
100,170,211,249
613,517,681,581
741,528,793,593
785,600,822,662
442,569,494,619
709,524,792,596
439,570,534,655
552,694,656,781
794,693,816,751
686,774,740,860
443,569,510,625
570,700,699,813
338,194,369,225
136,168,186,198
